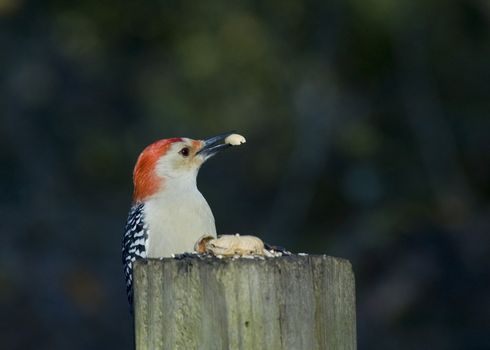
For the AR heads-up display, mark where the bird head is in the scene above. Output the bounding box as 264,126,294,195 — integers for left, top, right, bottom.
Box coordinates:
132,132,242,202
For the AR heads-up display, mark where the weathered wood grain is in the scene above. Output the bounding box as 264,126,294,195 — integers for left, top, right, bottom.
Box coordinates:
134,255,356,350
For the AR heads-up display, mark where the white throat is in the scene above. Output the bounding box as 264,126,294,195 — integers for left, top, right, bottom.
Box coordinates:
144,176,217,257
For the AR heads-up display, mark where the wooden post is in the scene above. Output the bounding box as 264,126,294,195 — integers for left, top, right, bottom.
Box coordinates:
133,255,356,350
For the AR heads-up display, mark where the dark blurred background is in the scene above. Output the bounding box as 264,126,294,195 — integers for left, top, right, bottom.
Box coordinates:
1,0,489,349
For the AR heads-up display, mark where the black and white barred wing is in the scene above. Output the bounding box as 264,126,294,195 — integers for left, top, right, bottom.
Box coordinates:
122,203,148,309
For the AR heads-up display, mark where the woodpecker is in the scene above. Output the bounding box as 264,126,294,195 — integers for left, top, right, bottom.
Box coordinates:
122,132,245,309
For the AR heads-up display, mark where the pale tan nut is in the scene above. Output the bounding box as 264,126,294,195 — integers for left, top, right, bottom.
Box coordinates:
225,134,246,146
194,235,215,254
209,235,264,256
195,234,265,257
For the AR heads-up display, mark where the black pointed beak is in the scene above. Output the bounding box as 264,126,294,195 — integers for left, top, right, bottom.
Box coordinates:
196,131,235,158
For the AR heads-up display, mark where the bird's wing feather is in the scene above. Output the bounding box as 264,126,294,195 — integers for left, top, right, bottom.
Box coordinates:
122,203,148,310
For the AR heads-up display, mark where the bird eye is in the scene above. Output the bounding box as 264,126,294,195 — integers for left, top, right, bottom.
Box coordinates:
179,147,190,157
